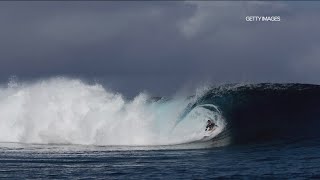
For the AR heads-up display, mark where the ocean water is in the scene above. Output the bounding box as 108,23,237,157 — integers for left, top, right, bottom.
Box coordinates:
0,78,320,179
1,139,320,179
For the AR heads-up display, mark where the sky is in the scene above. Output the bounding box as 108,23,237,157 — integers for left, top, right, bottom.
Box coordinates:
1,1,320,97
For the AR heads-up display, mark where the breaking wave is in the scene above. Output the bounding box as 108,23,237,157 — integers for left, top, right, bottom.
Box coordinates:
189,83,320,144
1,77,320,147
0,78,225,146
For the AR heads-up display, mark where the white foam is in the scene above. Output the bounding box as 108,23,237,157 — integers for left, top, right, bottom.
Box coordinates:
0,78,225,146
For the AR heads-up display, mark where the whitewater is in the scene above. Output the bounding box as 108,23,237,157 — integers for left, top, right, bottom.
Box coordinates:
0,78,226,146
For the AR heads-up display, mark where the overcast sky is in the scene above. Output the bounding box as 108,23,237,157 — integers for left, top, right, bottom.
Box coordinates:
1,1,320,96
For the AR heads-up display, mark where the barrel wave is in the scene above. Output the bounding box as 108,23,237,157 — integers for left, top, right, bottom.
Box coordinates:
189,83,320,145
0,78,319,147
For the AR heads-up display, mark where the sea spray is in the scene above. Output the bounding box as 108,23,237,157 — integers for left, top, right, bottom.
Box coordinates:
0,77,225,146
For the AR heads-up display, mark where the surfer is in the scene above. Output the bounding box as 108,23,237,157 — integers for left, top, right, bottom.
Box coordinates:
205,120,216,131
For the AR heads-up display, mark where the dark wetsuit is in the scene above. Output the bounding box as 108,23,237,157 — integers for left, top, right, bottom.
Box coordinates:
206,120,215,131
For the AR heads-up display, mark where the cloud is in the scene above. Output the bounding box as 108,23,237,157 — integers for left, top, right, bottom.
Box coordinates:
0,1,319,96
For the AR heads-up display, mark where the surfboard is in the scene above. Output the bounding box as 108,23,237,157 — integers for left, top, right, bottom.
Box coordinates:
201,127,217,141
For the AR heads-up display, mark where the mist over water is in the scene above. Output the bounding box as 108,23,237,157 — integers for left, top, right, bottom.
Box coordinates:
0,77,225,146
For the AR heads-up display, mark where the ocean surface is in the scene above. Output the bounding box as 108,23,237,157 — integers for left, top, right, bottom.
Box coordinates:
1,139,320,179
0,78,320,179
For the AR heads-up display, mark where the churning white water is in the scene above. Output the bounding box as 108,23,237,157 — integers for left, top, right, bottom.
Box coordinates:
0,78,225,146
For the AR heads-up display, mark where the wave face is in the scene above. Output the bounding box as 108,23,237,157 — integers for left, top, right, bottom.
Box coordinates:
189,83,320,144
1,78,319,147
0,78,226,146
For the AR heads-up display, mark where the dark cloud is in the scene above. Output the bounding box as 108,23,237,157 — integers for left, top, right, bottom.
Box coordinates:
0,1,320,96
